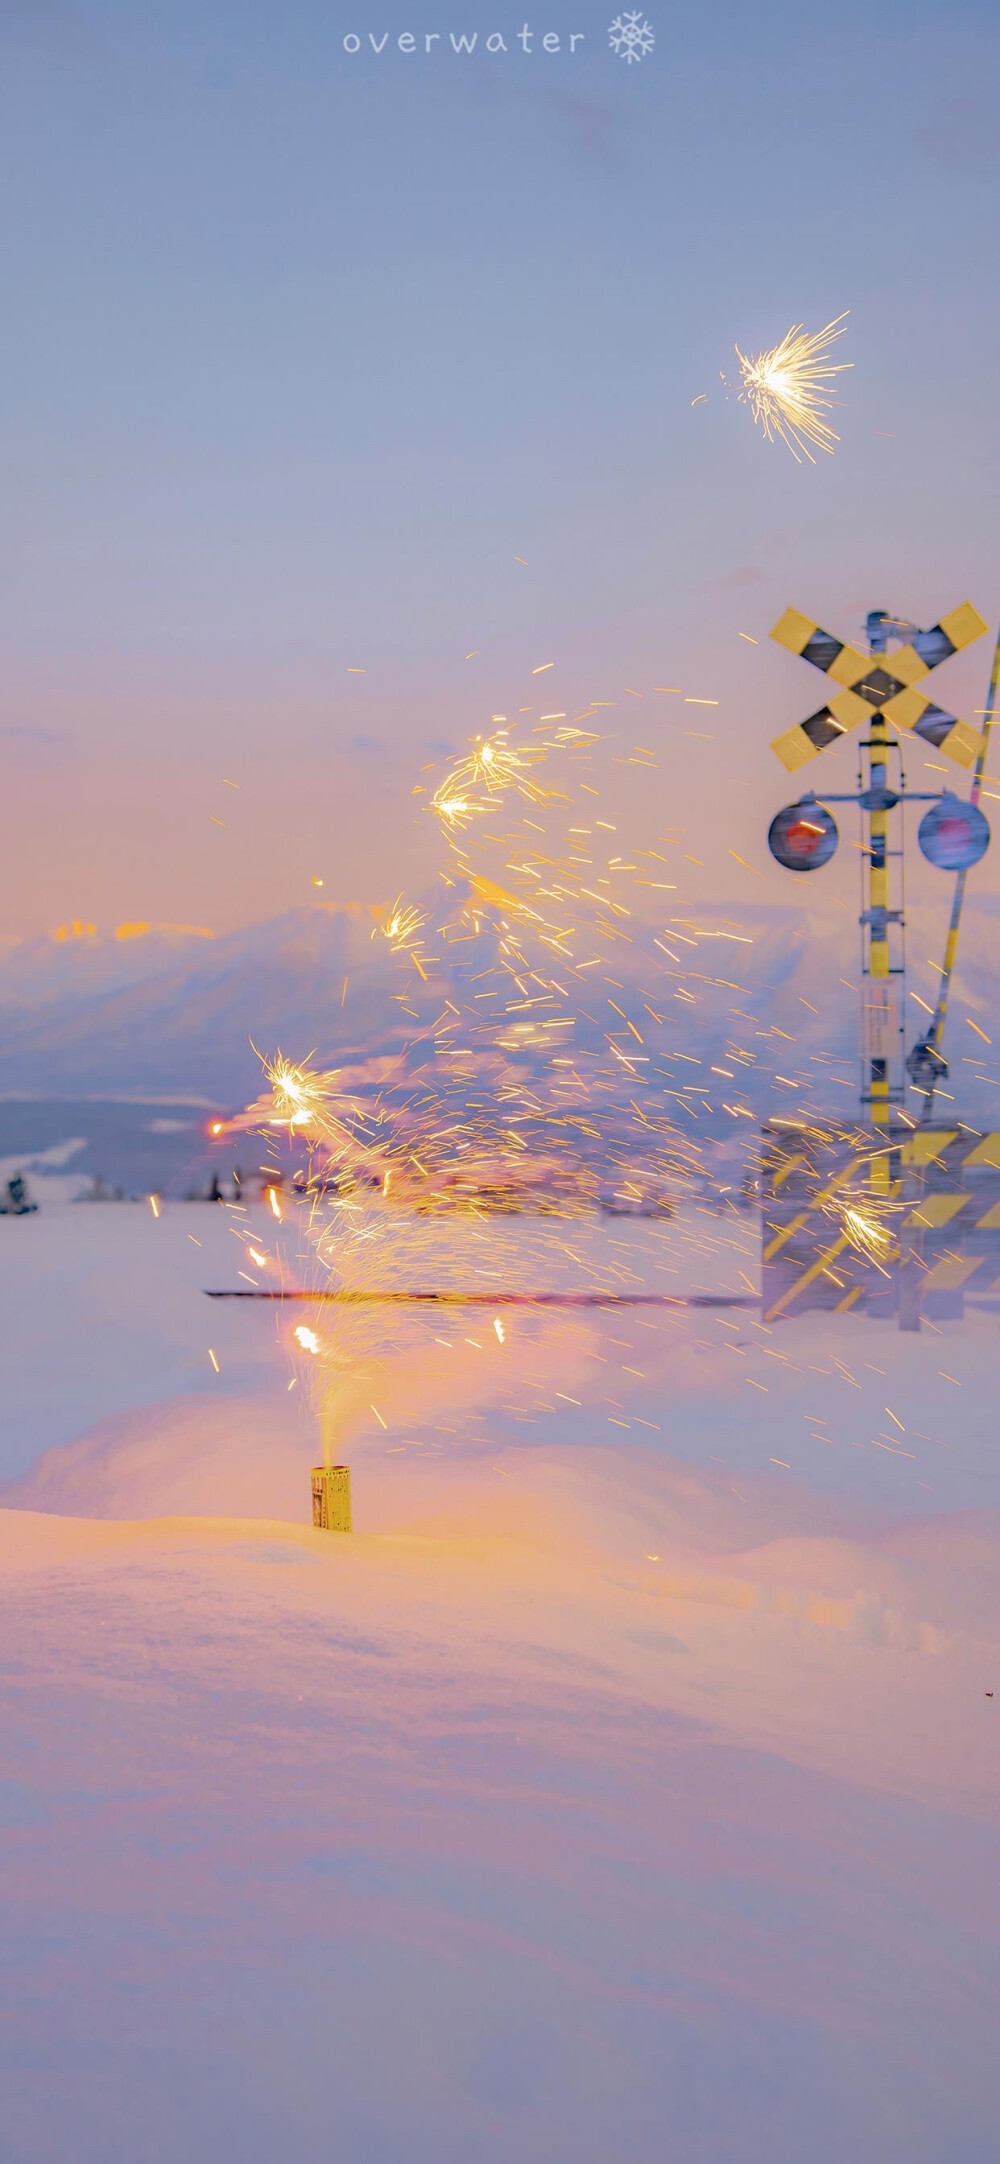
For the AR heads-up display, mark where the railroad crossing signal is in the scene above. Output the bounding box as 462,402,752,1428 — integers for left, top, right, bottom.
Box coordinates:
765,600,990,1138
761,598,998,1332
769,602,987,773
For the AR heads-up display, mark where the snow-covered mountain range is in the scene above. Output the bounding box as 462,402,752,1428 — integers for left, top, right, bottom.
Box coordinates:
2,894,998,1124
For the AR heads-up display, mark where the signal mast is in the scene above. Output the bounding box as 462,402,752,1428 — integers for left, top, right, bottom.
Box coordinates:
760,601,998,1332
766,600,990,1140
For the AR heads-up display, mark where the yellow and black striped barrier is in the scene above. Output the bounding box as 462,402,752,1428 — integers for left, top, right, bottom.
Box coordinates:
761,1122,1000,1322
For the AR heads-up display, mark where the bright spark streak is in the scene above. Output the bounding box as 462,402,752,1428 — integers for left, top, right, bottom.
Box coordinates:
381,896,427,949
841,1205,892,1264
266,1056,332,1135
431,731,545,831
734,313,851,463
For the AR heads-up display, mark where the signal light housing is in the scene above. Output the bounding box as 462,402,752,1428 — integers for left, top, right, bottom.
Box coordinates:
767,798,839,871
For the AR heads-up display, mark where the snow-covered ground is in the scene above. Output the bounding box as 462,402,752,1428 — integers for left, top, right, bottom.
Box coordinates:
2,1202,998,2161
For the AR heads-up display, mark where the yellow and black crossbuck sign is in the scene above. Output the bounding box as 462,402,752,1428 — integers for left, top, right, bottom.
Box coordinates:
769,603,987,774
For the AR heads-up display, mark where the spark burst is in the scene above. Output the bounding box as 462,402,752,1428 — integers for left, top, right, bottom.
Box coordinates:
841,1205,893,1266
733,313,851,464
829,1183,901,1275
266,1055,333,1131
380,898,427,951
431,731,546,831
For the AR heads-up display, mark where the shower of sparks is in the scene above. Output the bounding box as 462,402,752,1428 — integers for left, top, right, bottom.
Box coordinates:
173,590,1000,1477
215,707,825,1463
733,313,851,464
201,682,992,1477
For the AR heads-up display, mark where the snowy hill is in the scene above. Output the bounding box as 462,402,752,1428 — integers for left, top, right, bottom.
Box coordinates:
0,1200,997,2160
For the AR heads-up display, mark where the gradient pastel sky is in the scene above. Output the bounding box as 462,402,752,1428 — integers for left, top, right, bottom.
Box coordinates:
2,0,998,939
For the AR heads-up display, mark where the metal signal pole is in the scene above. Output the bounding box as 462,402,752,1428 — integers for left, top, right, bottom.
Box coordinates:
862,611,906,1170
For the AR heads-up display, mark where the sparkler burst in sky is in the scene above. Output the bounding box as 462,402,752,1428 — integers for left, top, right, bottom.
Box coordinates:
733,313,852,463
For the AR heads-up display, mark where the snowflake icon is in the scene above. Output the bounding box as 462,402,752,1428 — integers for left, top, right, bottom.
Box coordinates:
608,9,655,62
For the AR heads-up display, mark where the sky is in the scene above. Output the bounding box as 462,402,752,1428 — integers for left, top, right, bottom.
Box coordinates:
2,0,999,939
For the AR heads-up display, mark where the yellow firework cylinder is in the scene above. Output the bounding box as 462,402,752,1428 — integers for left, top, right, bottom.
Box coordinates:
311,1464,353,1533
